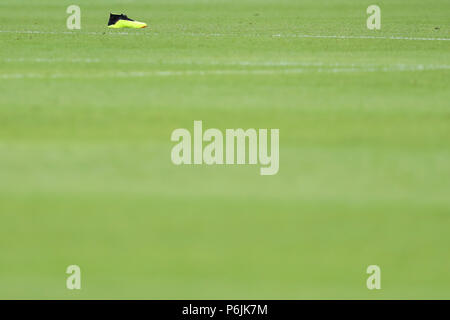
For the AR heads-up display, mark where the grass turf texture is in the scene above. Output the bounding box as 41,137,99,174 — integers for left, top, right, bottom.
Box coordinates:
0,0,449,299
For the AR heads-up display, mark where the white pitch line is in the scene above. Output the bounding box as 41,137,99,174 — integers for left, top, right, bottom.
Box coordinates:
1,29,449,41
1,65,448,80
0,30,138,36
0,58,366,66
3,57,102,63
3,58,449,71
272,34,450,41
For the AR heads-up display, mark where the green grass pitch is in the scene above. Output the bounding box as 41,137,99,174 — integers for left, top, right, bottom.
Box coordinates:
0,0,449,299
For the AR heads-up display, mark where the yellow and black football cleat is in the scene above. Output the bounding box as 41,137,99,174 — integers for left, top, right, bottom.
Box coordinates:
108,13,147,29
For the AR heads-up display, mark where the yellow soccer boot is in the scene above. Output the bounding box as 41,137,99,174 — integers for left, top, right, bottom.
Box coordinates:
108,13,147,29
